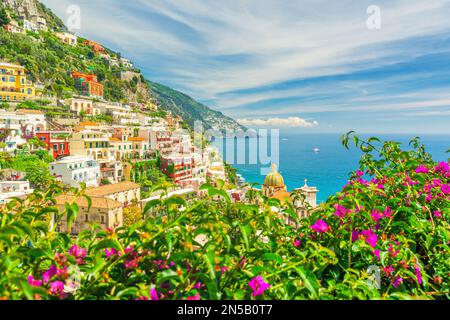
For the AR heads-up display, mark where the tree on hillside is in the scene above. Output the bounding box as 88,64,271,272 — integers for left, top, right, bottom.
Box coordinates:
0,8,10,27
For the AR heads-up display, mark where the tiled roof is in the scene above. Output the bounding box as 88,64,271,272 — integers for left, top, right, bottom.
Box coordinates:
128,137,145,142
85,181,140,197
54,194,122,209
79,121,99,126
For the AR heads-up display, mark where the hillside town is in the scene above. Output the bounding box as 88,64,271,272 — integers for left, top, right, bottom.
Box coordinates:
0,2,318,234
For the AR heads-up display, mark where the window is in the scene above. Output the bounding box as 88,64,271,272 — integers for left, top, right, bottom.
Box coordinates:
101,215,106,224
9,76,15,82
85,214,89,222
53,144,58,151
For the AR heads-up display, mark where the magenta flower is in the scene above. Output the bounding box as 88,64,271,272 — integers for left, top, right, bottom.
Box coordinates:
392,277,403,288
361,229,378,248
184,293,201,300
414,266,423,285
441,184,450,195
136,296,149,300
373,250,380,260
352,230,360,242
28,275,42,287
382,266,394,277
221,266,229,275
383,207,393,218
388,244,400,258
193,282,202,290
371,210,382,222
356,170,364,177
432,179,442,187
248,276,270,297
42,265,57,283
333,204,348,219
49,281,65,296
104,248,118,258
293,239,301,247
433,210,442,219
435,161,450,174
150,288,159,300
68,244,87,264
311,219,329,234
415,165,429,174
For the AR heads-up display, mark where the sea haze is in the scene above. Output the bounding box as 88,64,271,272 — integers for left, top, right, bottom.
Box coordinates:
213,131,450,203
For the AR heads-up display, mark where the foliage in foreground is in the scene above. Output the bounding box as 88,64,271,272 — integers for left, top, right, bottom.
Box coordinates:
0,135,448,300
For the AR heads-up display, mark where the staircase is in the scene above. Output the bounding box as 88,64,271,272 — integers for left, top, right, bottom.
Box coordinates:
46,118,66,131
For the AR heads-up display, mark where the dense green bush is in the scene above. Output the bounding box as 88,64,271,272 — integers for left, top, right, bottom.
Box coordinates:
0,135,448,300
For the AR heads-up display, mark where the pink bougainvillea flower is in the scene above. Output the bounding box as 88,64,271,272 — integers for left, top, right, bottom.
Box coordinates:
248,276,270,297
383,207,393,218
150,288,159,301
104,248,118,259
28,275,43,287
371,210,383,222
124,258,140,270
68,244,87,264
373,250,380,260
361,229,378,248
293,239,301,247
193,282,202,290
42,265,57,284
414,266,423,285
433,210,442,219
352,230,360,242
311,219,330,233
432,179,442,187
184,293,201,300
221,266,229,275
388,244,400,258
136,296,149,300
382,266,394,277
415,165,429,174
441,184,450,195
392,277,403,288
356,170,364,177
435,161,450,174
425,194,433,202
333,204,348,219
49,281,65,296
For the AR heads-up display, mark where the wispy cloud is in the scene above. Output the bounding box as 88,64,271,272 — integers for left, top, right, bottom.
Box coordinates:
237,117,319,128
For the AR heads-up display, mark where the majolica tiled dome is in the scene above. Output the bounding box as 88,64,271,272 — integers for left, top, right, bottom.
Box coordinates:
264,164,285,187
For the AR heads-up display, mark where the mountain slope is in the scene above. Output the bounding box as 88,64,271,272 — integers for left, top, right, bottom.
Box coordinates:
148,81,244,131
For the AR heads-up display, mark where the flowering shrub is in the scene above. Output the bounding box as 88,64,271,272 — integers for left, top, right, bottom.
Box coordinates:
0,134,448,300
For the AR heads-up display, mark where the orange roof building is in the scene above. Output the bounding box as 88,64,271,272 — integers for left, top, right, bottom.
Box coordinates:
72,71,103,99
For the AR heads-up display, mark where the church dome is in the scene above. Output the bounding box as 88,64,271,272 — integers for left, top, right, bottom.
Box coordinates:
264,164,285,187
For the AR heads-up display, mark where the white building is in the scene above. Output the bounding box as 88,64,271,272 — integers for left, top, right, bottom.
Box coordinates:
55,32,78,46
0,109,46,137
50,156,101,188
0,180,34,204
67,97,100,116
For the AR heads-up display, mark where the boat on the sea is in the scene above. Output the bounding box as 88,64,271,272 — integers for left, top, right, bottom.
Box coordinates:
313,148,321,153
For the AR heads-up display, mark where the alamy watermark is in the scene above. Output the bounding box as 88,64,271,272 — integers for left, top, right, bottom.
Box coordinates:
367,5,381,30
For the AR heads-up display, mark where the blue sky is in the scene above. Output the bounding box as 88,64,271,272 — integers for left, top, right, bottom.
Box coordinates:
42,0,450,134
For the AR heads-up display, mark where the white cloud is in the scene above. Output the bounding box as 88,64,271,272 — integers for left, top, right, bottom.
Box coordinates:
237,117,319,128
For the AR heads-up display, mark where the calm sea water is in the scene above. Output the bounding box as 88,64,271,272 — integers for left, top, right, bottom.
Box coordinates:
213,132,450,203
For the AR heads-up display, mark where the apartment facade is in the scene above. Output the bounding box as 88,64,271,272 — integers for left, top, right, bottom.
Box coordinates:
36,131,71,159
55,195,123,235
0,62,36,102
50,156,100,188
72,72,103,99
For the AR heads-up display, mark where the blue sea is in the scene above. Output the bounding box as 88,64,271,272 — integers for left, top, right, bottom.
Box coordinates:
213,132,450,203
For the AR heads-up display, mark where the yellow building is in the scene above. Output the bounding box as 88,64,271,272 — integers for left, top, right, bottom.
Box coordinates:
0,62,36,102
